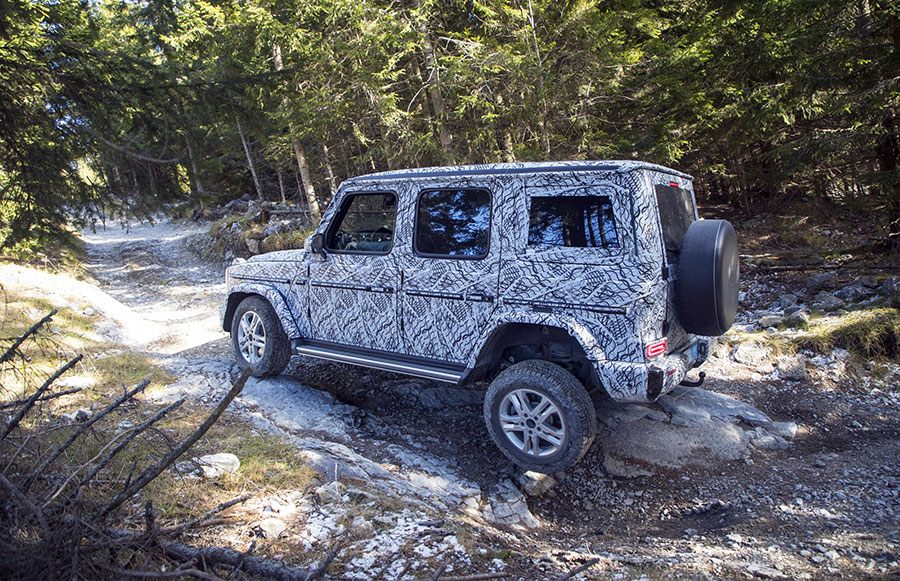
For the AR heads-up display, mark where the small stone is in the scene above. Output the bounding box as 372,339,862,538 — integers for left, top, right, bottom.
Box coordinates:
82,307,95,317
824,550,839,560
683,528,698,537
174,460,198,475
776,355,807,381
811,555,826,564
253,518,287,539
858,275,878,288
834,284,874,303
726,533,744,544
784,310,810,329
800,550,812,557
780,294,798,308
784,304,806,316
61,408,92,423
811,293,845,313
806,272,837,292
246,238,260,254
518,471,557,496
195,453,241,478
350,516,375,539
733,342,773,369
879,276,900,295
315,481,346,504
759,315,784,328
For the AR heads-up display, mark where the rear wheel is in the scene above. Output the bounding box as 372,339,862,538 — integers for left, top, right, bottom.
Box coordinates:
484,360,596,474
231,296,291,377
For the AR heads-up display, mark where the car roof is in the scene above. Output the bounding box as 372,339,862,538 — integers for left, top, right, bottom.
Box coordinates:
342,160,693,184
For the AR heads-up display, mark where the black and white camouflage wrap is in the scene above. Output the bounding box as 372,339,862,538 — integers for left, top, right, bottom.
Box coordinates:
224,161,701,402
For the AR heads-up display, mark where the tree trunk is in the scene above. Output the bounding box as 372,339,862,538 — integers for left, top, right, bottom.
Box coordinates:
277,170,286,204
322,142,337,199
184,134,203,194
525,0,550,156
236,116,264,200
273,43,321,221
407,4,453,160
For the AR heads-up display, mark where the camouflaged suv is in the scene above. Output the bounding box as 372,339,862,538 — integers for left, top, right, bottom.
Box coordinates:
223,161,739,473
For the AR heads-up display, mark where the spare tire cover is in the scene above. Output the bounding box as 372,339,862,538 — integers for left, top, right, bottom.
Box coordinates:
675,220,739,336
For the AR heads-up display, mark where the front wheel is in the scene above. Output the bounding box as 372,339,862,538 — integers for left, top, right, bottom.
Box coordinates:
484,360,597,474
231,296,291,377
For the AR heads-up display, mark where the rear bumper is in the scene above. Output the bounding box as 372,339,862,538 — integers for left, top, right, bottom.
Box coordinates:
592,338,709,403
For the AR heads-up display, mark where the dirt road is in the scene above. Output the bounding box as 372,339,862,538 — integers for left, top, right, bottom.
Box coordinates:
75,219,899,580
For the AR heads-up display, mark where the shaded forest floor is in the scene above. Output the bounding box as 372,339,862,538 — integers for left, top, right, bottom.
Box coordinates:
1,209,898,580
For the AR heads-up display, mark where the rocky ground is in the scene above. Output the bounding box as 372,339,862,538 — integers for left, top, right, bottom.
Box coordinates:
4,218,898,580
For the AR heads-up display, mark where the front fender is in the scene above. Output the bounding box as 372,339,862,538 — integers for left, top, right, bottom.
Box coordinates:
223,283,302,339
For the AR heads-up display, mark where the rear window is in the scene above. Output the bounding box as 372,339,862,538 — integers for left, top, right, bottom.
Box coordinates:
528,196,619,248
655,184,695,254
415,189,491,258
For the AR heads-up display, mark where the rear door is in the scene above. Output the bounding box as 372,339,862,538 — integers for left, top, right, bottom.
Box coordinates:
399,181,501,363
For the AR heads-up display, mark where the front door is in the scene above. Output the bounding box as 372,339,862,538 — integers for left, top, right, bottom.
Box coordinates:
307,190,401,353
400,181,501,363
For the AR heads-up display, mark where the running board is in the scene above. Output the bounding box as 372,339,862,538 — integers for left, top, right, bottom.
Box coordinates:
294,343,465,384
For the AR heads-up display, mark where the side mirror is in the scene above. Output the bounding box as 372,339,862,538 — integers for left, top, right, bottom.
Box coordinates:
311,233,326,255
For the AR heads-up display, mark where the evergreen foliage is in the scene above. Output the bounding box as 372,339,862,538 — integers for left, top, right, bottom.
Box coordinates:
0,0,897,249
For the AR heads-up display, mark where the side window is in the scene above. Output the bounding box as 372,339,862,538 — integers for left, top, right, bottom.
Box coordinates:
415,189,491,258
528,195,619,248
326,192,396,253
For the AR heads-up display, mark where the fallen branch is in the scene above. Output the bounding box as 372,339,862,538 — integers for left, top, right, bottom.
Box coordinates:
305,543,339,581
430,563,447,581
159,538,311,581
97,562,223,581
98,369,251,520
0,309,57,365
67,397,185,501
23,379,150,492
0,355,83,441
158,495,251,538
0,387,83,410
556,557,601,581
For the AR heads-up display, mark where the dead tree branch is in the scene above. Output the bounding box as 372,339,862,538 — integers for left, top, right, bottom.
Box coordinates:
0,387,83,410
556,557,601,581
0,354,83,441
23,379,150,492
98,369,251,520
0,309,56,365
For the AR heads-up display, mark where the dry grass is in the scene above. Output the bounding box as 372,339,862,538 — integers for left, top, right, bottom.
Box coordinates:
795,307,900,359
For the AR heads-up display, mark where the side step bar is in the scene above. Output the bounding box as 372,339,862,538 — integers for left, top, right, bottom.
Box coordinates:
294,343,465,384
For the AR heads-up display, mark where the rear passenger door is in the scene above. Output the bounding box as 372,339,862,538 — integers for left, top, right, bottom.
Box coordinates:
400,182,501,363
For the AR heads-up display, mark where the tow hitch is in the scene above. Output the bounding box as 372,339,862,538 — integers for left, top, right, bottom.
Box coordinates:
680,371,706,388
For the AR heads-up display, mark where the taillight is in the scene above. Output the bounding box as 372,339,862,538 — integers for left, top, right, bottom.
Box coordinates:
646,338,667,358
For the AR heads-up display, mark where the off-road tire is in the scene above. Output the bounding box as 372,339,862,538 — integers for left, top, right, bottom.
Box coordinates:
231,296,291,377
484,360,597,474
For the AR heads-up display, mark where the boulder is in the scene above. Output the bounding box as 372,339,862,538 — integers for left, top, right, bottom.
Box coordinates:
483,479,541,530
517,471,557,496
779,294,798,309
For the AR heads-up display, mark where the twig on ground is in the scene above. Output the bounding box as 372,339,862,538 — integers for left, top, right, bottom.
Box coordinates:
556,557,601,580
305,542,340,581
429,563,448,581
159,495,252,538
98,369,251,520
0,309,57,365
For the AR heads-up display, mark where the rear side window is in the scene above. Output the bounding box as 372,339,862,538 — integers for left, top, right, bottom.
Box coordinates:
415,189,491,258
528,196,619,248
655,184,696,254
